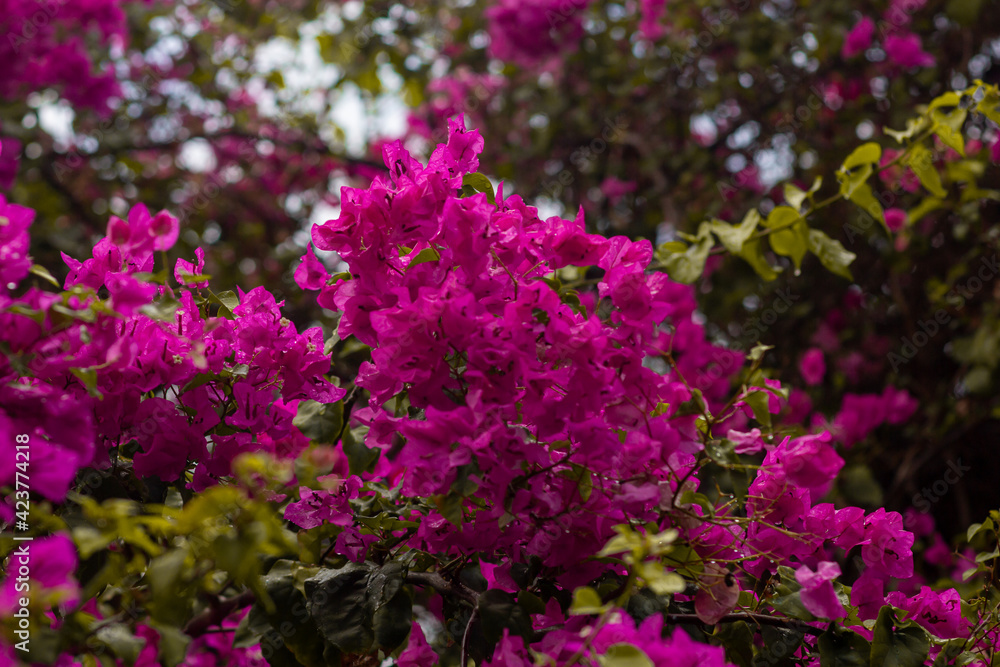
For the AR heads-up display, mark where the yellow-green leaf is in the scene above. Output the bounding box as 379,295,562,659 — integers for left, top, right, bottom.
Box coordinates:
737,238,779,281
29,264,59,287
708,209,760,254
904,144,946,198
765,206,808,269
842,142,882,170
569,586,610,615
807,229,856,280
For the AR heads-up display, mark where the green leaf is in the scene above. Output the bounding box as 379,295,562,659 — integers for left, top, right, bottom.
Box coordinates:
927,91,962,112
743,391,772,428
29,264,60,287
657,226,714,284
433,492,464,526
757,626,806,666
405,246,441,270
306,565,374,655
842,142,882,170
569,586,610,615
257,562,331,667
635,561,686,595
932,638,979,667
748,343,773,362
870,607,930,667
839,173,886,231
678,491,715,516
884,117,930,144
736,239,779,281
371,588,412,651
818,627,871,667
705,439,739,466
967,518,993,542
975,84,1000,125
768,566,814,622
341,424,379,475
478,589,534,646
293,400,344,444
146,550,190,625
784,184,808,211
931,108,967,156
904,145,946,198
557,462,593,502
461,173,496,204
807,229,856,280
597,525,644,558
148,621,192,667
712,622,754,667
96,625,147,666
209,289,240,318
598,643,655,667
709,209,761,254
768,222,809,271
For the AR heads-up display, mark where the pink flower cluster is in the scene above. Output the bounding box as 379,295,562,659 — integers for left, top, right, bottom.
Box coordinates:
485,0,592,68
0,201,341,509
0,0,150,113
0,111,979,663
295,118,970,661
840,3,935,69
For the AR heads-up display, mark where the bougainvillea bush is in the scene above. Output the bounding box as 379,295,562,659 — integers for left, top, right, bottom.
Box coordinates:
3,0,1000,666
2,103,1000,665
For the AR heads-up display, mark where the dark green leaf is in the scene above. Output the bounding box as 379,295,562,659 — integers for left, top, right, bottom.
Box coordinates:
342,424,379,475
461,173,496,204
818,627,871,667
96,625,146,666
712,621,754,667
148,621,192,667
478,589,534,647
293,400,344,444
871,607,930,667
306,565,374,655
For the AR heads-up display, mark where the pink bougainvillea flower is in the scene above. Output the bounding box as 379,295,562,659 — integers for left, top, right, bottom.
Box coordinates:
638,0,668,40
727,427,764,454
485,0,592,68
599,177,637,205
886,586,970,639
294,243,329,290
799,348,826,386
174,247,208,288
884,208,907,232
774,431,844,497
861,508,915,579
398,622,438,667
795,561,846,619
841,17,874,58
0,195,34,291
0,534,79,615
884,33,935,68
694,563,740,624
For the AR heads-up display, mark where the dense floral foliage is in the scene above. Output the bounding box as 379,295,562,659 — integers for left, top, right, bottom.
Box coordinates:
1,112,999,665
2,0,1000,666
